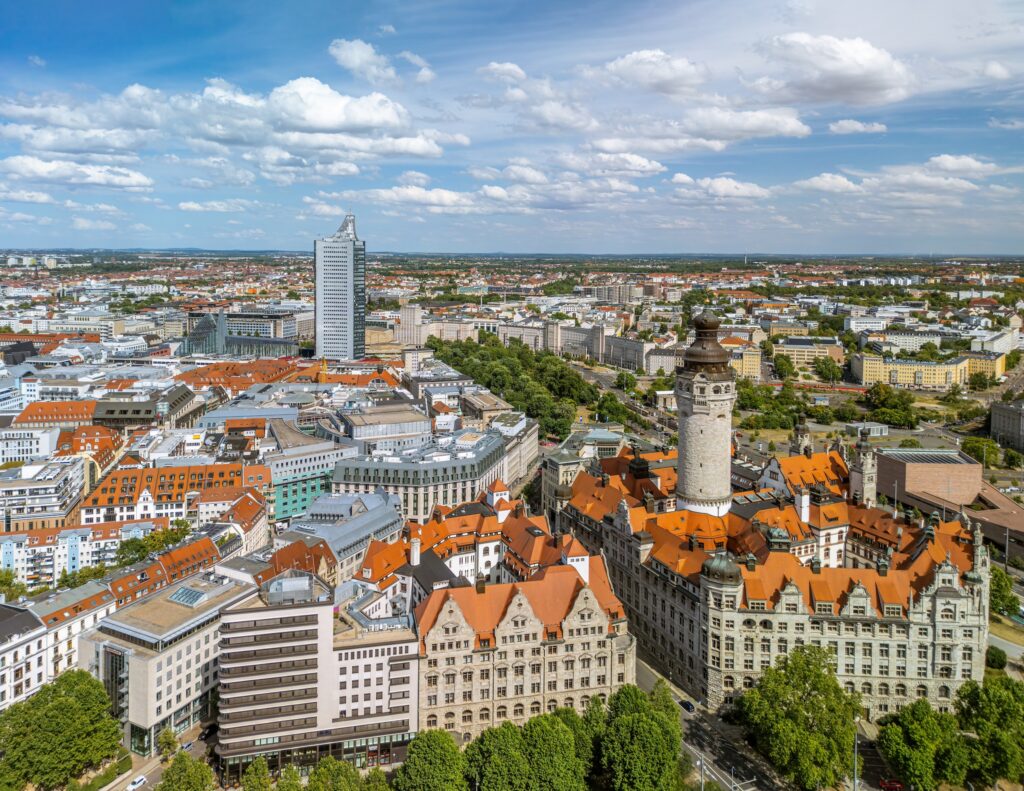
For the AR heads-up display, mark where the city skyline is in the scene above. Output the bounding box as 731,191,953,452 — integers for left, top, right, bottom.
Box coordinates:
0,0,1022,254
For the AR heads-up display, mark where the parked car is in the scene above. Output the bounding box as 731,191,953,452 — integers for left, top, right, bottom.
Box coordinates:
127,777,147,791
180,741,194,752
879,780,904,791
679,700,695,713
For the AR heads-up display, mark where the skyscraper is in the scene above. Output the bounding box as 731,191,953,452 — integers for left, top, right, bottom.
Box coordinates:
315,214,365,360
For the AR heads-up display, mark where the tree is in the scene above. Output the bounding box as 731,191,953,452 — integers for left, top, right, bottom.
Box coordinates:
990,566,1019,616
465,722,530,791
962,436,1001,467
521,714,586,791
899,437,923,448
602,712,677,791
877,699,963,790
1005,448,1024,470
648,678,681,741
0,670,122,791
115,537,149,566
307,756,362,791
987,645,1008,670
156,751,214,791
608,684,654,721
157,727,178,761
614,371,637,392
813,356,843,384
241,756,272,791
773,353,796,380
969,371,994,391
277,766,303,791
736,645,859,791
553,707,596,779
955,677,1024,786
392,730,468,791
0,569,27,601
363,768,390,791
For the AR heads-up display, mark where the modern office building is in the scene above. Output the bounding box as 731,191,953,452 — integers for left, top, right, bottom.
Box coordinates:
315,214,366,361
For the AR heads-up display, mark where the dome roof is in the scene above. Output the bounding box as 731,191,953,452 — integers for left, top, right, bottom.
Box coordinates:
701,552,742,583
683,309,730,371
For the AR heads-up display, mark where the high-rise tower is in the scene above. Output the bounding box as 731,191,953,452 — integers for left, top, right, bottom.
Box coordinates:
675,310,736,517
315,214,365,361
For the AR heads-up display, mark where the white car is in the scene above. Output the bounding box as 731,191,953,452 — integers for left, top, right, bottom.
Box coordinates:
127,776,147,791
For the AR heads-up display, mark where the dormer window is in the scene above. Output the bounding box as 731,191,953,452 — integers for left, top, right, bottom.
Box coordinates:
815,602,832,615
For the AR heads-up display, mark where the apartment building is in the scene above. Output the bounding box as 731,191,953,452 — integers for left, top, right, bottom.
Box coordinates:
79,574,251,755
777,336,845,367
29,581,117,682
332,429,506,523
0,602,47,711
991,399,1024,453
0,518,161,587
852,352,1006,389
415,559,636,743
0,427,61,465
12,400,98,430
216,571,419,781
0,457,86,533
80,463,271,525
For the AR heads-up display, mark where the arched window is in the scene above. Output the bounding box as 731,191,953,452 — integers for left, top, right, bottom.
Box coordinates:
861,683,872,695
462,710,473,724
759,620,773,630
547,700,558,712
724,675,735,689
713,386,721,395
581,696,590,708
895,684,907,697
496,706,507,720
939,686,950,699
939,666,952,678
916,685,928,699
878,683,890,696
844,682,855,694
530,701,541,715
480,708,491,721
742,619,756,629
445,711,455,720
743,676,754,689
427,715,437,728
513,703,525,718
564,697,574,709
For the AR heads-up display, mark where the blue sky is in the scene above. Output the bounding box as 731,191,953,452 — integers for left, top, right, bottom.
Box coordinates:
0,0,1022,254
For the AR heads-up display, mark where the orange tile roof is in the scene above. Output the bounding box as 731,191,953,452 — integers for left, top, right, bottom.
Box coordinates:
14,400,98,426
85,463,271,507
776,451,848,496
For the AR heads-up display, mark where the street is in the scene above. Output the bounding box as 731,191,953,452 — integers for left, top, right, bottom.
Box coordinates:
108,727,208,791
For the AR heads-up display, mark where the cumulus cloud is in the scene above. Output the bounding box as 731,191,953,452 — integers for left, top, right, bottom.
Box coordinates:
502,161,548,184
378,24,396,35
329,39,397,84
670,173,694,185
555,151,666,177
267,78,407,131
479,62,527,83
793,172,863,193
695,176,771,199
600,49,707,95
0,155,152,189
755,32,914,104
829,119,887,134
926,154,999,178
71,217,116,230
0,185,56,203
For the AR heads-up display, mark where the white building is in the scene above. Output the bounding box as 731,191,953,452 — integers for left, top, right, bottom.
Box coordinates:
315,214,366,361
0,427,61,465
0,601,47,711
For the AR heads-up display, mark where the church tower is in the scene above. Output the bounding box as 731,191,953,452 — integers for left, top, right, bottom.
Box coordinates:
848,427,877,506
675,310,737,517
790,417,812,456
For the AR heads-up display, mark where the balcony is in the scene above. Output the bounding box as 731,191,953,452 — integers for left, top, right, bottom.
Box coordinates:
219,659,318,680
220,701,317,724
220,673,318,696
218,688,316,710
219,644,317,666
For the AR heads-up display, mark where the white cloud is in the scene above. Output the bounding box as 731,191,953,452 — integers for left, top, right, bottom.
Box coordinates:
329,39,397,84
399,51,436,84
555,152,666,177
267,78,408,131
984,61,1011,80
601,49,707,95
503,162,548,184
829,119,887,134
670,173,695,185
332,184,479,212
178,199,258,212
71,217,115,230
989,118,1024,130
0,186,55,203
378,24,396,35
793,172,863,193
397,170,430,187
27,55,46,68
756,32,914,104
479,62,527,83
0,155,152,189
695,176,771,199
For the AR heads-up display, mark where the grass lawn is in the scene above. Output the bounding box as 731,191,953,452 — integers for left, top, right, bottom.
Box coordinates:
990,614,1024,646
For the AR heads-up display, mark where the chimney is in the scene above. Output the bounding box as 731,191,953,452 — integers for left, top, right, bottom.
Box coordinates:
811,557,821,574
803,444,813,459
877,557,889,577
796,487,810,524
410,537,421,567
745,553,756,571
636,532,654,564
475,574,486,594
514,502,525,519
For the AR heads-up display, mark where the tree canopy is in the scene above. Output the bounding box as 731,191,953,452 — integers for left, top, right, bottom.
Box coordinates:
990,566,1019,615
736,645,859,791
391,730,469,791
0,670,122,791
156,751,215,791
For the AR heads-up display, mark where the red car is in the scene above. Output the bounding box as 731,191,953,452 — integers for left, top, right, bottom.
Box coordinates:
880,780,904,791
